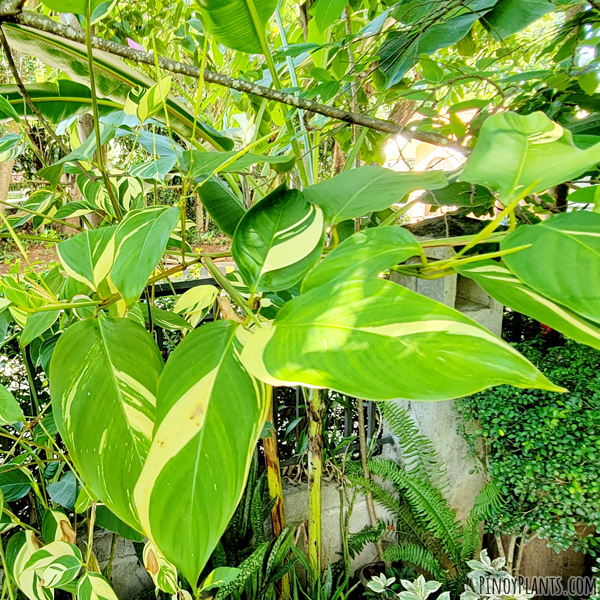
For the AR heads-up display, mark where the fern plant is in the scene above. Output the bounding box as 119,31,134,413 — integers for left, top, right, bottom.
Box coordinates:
348,403,502,595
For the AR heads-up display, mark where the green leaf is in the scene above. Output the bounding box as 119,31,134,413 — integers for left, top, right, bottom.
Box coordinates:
77,573,118,600
459,111,600,201
51,317,163,531
0,382,25,426
194,0,277,54
174,285,219,328
196,177,246,237
143,541,178,594
0,81,118,123
146,306,193,331
133,320,269,584
241,278,562,400
303,166,448,224
184,150,295,179
0,93,21,122
482,0,554,40
57,227,116,293
308,0,348,32
302,226,422,293
95,506,145,542
47,472,79,511
111,206,180,306
416,181,494,208
232,185,325,293
2,23,232,150
455,259,600,351
21,311,60,347
501,211,600,325
201,567,241,592
0,465,32,501
130,157,177,182
39,0,117,22
128,77,172,123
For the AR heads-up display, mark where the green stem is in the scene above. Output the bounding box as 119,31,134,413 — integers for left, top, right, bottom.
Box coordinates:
307,388,323,579
21,345,39,416
85,503,97,567
85,3,122,221
202,258,262,327
0,535,16,600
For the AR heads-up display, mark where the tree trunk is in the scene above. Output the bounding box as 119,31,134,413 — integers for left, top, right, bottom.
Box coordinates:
195,192,205,233
0,159,14,215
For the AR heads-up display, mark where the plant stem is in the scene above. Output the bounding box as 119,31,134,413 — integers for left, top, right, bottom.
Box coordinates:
307,388,323,579
85,503,97,567
85,2,122,220
357,398,384,562
21,344,39,416
0,535,16,600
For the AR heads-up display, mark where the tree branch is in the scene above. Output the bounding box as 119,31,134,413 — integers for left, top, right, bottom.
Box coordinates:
9,10,471,156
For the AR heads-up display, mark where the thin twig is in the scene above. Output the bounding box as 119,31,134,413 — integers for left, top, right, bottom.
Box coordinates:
10,10,471,155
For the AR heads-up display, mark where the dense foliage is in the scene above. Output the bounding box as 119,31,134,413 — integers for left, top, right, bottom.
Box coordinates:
457,333,600,554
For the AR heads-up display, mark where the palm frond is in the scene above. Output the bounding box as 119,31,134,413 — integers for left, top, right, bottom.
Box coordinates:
347,522,387,559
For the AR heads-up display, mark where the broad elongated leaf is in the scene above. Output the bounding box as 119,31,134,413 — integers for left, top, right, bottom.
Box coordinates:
174,285,218,328
502,211,600,325
95,506,145,542
51,317,163,531
47,472,79,511
1,23,232,150
460,112,600,201
303,166,448,224
57,227,116,292
0,465,32,501
482,0,554,40
0,82,119,123
133,320,269,584
196,177,246,237
455,260,600,350
241,278,562,401
302,226,422,293
0,382,25,426
183,150,295,179
39,0,117,23
146,306,192,331
416,181,494,208
309,0,348,32
194,0,277,54
111,206,180,306
233,186,325,293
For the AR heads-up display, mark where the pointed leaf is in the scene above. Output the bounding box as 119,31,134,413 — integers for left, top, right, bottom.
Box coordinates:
111,206,180,306
133,320,269,584
51,316,163,531
0,382,25,426
460,112,600,201
456,259,600,351
241,278,562,400
502,211,600,324
143,541,178,594
76,573,118,600
482,0,554,40
20,311,60,347
302,226,422,293
303,166,448,225
196,177,246,237
233,186,325,293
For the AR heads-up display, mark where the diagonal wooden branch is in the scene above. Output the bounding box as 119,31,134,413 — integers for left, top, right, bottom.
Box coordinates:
6,9,471,156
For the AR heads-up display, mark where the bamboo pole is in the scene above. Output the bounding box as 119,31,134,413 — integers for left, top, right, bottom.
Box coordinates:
307,388,324,578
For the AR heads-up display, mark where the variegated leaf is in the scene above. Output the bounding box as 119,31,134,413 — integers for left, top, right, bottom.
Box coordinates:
57,227,117,292
42,509,76,544
174,285,218,328
456,259,600,351
133,320,269,584
22,541,83,589
502,211,600,325
77,573,119,600
111,206,180,306
6,531,52,600
143,541,178,594
232,186,325,293
241,278,562,401
302,226,422,293
51,317,163,531
459,111,600,201
0,133,25,163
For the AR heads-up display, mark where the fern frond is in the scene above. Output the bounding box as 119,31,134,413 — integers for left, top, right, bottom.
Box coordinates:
347,522,386,559
368,458,463,566
378,402,447,488
383,543,448,583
